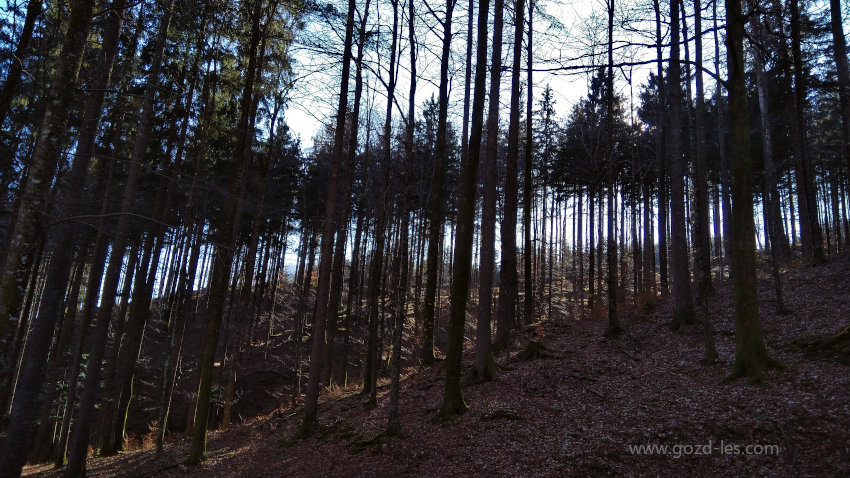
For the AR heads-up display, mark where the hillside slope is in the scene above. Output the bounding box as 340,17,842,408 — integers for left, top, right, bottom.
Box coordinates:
25,253,850,477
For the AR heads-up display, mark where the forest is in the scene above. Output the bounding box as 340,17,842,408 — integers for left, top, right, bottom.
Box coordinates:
0,0,848,475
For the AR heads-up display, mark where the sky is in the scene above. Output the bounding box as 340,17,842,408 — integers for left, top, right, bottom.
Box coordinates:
281,0,675,152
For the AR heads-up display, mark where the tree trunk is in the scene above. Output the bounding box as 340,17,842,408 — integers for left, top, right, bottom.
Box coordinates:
497,0,524,350
829,0,850,177
652,0,669,293
387,178,410,436
604,0,620,337
523,0,535,325
751,15,788,312
421,0,456,366
0,7,97,454
691,0,714,297
439,0,486,419
0,0,43,126
187,0,268,461
725,0,777,383
64,3,175,474
324,0,370,389
789,0,825,265
0,2,125,469
300,0,356,433
474,0,503,380
667,0,695,329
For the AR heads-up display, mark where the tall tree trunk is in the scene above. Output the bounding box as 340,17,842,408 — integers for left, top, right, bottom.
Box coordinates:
0,5,97,447
474,0,503,380
292,231,316,407
438,0,486,419
652,0,669,292
642,181,654,295
829,0,850,178
725,0,777,383
752,15,788,313
668,0,695,329
692,0,714,297
155,39,214,452
789,0,825,265
28,243,87,464
497,0,524,349
752,14,789,257
405,0,420,340
0,3,125,470
523,0,535,325
714,0,732,276
300,0,356,433
604,0,620,337
387,169,410,436
341,213,364,386
367,0,399,408
363,184,390,407
324,0,370,388
187,0,269,461
53,170,122,468
0,0,43,205
421,0,456,366
0,0,42,126
65,2,176,474
588,189,595,308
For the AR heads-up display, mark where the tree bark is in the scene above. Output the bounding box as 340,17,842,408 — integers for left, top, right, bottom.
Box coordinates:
829,0,850,176
0,0,43,126
789,0,825,265
421,0,456,366
497,0,525,349
0,3,97,443
692,0,714,297
65,2,175,475
523,0,535,325
474,0,503,380
604,0,620,337
667,0,695,329
439,0,486,419
725,0,777,383
187,0,268,461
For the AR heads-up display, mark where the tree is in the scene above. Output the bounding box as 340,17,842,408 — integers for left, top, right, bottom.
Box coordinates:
789,0,825,265
667,0,695,330
0,0,98,475
724,0,779,383
497,0,525,350
523,0,534,326
187,0,274,462
604,0,620,338
473,0,504,381
421,0,457,366
691,0,714,298
439,0,488,419
300,0,357,434
829,0,850,176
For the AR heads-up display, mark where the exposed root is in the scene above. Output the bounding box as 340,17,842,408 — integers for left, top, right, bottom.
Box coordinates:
791,325,850,365
515,340,562,361
721,354,784,385
437,397,467,421
464,352,500,384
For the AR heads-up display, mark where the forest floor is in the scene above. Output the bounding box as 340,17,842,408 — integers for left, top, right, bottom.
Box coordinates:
24,252,850,477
